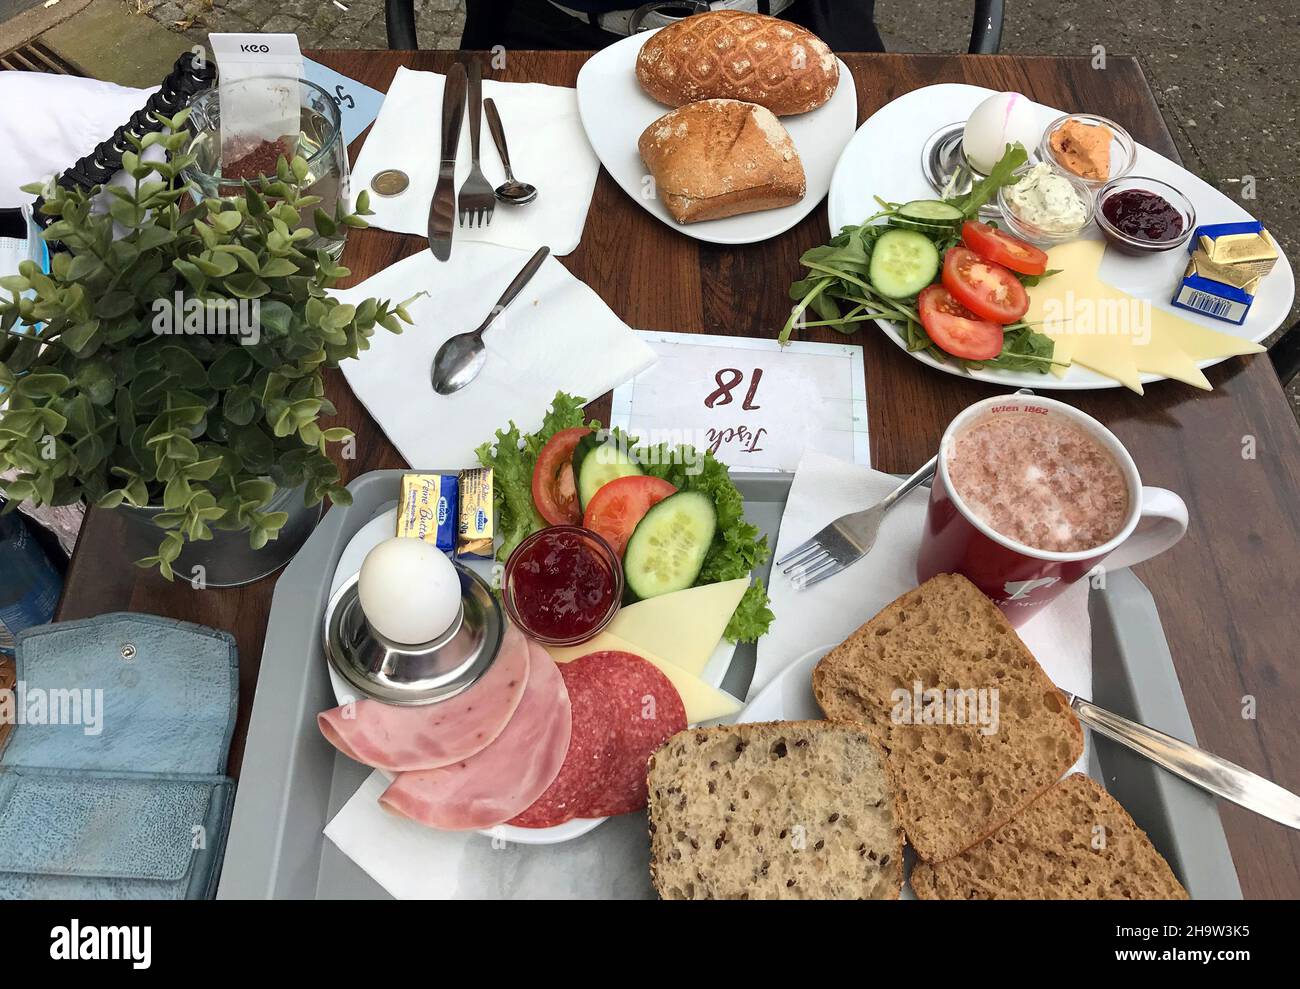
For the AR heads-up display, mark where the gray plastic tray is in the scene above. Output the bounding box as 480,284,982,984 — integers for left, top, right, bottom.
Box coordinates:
218,469,1241,899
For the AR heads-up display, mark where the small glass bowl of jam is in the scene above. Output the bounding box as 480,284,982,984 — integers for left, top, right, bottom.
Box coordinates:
1094,176,1196,255
502,526,623,646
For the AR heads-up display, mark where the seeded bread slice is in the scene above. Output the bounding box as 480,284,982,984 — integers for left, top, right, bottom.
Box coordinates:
912,774,1189,899
646,721,904,900
812,573,1083,862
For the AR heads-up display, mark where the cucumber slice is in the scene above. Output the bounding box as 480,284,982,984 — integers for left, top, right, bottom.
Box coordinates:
573,433,642,509
888,216,957,234
623,490,717,600
869,228,941,299
897,199,963,225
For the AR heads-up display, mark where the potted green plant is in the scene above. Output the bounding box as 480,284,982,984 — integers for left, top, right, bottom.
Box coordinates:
0,108,412,585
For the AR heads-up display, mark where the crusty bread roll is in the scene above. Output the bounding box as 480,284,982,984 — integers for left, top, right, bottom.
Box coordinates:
636,10,839,116
638,99,806,224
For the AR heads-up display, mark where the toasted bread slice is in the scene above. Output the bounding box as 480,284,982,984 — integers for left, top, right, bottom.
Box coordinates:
912,774,1189,899
646,721,903,900
812,574,1083,862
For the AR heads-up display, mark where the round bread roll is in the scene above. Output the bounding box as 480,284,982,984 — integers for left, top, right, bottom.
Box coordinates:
636,10,839,116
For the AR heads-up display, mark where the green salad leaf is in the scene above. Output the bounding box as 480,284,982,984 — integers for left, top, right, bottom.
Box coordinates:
474,391,596,561
475,394,775,644
639,444,773,643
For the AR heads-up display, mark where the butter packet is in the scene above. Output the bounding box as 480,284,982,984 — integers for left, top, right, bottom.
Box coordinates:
456,467,494,560
396,473,458,552
1171,221,1276,326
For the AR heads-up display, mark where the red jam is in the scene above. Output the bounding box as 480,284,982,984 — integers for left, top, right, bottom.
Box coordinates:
503,527,621,645
1101,188,1184,242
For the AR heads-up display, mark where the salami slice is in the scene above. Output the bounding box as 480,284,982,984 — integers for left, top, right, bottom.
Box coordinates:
317,622,530,773
507,659,619,829
379,639,572,831
543,650,686,822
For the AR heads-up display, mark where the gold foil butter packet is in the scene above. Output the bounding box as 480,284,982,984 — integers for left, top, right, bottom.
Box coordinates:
396,473,458,552
457,468,494,560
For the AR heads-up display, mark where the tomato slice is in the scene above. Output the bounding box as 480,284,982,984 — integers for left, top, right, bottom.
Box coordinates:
531,427,590,526
941,246,1029,324
960,220,1048,276
917,284,1005,361
581,475,677,557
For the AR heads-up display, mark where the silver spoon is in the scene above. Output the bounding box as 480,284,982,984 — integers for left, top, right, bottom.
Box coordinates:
484,98,538,206
430,246,550,395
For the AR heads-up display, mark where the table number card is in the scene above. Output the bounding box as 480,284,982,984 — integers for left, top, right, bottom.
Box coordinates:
610,331,869,472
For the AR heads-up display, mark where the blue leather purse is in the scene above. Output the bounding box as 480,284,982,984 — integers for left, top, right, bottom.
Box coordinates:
0,613,237,899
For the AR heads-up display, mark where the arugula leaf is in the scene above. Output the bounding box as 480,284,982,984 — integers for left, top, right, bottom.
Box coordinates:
474,391,595,562
953,142,1029,218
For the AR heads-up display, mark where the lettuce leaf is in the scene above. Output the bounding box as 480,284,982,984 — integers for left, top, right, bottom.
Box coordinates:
639,444,773,642
475,398,775,643
474,392,595,562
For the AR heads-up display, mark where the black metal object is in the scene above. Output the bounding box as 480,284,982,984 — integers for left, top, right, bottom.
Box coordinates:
31,50,216,228
969,0,1004,54
1269,323,1300,387
386,0,418,50
391,0,1004,52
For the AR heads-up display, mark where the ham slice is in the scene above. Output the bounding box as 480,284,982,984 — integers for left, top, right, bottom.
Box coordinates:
379,639,572,831
317,623,530,773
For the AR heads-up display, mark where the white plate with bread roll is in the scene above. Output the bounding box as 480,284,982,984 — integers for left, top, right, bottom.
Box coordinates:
576,11,857,245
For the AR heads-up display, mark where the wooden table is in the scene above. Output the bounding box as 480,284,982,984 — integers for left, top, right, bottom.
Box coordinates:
45,51,1300,899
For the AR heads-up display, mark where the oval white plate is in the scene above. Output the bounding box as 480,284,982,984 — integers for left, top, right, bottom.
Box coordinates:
326,508,603,845
576,28,858,245
326,508,744,846
826,82,1295,391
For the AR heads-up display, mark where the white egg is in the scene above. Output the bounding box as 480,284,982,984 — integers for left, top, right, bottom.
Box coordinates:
358,537,462,645
963,92,1042,174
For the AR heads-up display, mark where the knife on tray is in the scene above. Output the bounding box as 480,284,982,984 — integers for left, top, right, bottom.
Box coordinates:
1067,693,1300,830
428,62,467,261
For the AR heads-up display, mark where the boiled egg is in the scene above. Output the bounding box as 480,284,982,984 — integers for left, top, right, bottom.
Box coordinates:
358,537,462,645
963,92,1041,174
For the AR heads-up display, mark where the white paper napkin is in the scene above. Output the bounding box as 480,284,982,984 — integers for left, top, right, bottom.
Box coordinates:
349,66,600,257
332,243,656,469
324,772,657,899
755,450,1091,773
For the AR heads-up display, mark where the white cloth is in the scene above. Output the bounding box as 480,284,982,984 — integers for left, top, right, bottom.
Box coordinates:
755,450,1092,772
332,243,655,469
349,67,600,257
0,72,157,209
324,773,657,899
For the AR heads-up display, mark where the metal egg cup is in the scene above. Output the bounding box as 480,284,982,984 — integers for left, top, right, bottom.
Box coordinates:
323,560,504,706
921,121,1019,220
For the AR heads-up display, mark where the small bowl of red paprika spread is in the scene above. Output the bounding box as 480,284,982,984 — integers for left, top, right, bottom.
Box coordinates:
1094,176,1196,255
502,526,623,646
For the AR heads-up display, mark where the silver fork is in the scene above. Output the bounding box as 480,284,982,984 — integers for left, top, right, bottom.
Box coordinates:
457,59,495,228
776,455,938,589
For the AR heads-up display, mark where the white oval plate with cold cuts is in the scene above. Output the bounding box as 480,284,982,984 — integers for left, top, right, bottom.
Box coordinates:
575,28,857,245
327,507,746,846
826,83,1295,392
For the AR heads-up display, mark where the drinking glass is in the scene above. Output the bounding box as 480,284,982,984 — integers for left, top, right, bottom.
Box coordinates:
183,77,350,259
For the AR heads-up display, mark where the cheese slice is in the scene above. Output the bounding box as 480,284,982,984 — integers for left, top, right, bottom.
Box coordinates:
1029,238,1264,393
600,578,749,677
545,631,743,725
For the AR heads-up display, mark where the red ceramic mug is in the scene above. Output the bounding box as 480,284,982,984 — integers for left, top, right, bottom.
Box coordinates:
916,395,1188,626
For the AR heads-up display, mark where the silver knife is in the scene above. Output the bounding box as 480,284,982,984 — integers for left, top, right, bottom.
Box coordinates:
428,62,467,261
1068,694,1300,830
